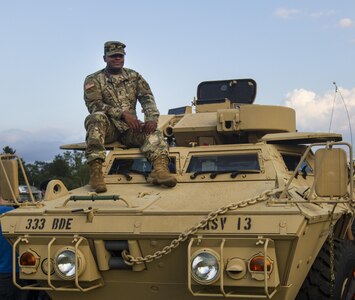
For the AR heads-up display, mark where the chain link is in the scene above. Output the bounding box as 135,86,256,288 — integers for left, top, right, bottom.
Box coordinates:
122,188,283,265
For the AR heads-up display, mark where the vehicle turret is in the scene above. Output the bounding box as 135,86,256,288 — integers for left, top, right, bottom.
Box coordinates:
160,79,342,148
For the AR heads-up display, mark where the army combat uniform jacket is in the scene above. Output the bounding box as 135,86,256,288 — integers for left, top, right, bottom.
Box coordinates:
83,68,168,163
84,67,160,132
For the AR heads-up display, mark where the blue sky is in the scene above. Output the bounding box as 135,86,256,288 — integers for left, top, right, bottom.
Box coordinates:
0,0,354,162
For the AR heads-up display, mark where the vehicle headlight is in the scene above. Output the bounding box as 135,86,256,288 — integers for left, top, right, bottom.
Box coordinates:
191,250,220,284
54,248,85,280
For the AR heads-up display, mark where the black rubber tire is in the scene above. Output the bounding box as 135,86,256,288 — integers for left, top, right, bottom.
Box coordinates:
296,239,355,300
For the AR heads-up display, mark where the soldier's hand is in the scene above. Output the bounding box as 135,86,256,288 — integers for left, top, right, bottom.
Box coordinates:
121,111,141,132
142,121,157,134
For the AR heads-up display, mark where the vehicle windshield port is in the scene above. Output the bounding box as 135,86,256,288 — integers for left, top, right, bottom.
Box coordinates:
187,153,260,179
281,154,313,178
109,157,176,175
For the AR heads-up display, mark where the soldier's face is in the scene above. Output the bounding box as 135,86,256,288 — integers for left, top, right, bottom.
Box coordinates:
104,54,125,72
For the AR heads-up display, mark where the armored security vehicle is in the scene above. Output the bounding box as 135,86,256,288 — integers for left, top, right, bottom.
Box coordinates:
1,79,354,299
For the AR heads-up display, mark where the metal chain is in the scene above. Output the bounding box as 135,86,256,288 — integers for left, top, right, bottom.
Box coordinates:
328,212,335,299
122,188,284,265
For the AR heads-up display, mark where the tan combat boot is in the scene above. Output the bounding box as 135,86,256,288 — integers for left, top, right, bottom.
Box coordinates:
89,159,107,193
150,155,177,188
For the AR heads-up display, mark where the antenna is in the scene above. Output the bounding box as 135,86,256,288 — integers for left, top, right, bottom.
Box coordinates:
328,82,337,133
329,82,353,147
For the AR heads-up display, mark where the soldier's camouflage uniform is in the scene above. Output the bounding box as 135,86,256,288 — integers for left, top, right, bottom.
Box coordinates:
84,67,168,163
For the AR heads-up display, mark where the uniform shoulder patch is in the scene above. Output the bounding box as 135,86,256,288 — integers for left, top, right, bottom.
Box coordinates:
85,82,95,90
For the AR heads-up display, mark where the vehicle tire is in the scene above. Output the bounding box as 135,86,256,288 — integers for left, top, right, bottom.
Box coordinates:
296,238,355,300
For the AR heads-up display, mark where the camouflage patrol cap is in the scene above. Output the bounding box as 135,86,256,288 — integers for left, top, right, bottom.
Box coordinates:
104,41,126,56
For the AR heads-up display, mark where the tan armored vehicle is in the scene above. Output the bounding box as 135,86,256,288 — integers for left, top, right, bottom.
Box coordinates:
1,79,354,300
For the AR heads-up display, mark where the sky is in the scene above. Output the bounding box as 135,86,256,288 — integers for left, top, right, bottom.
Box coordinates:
0,0,354,162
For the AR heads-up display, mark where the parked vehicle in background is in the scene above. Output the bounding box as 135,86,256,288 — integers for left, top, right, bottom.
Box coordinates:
18,185,42,202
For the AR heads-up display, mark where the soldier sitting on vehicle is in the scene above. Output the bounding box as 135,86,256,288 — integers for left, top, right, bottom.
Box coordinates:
83,41,177,193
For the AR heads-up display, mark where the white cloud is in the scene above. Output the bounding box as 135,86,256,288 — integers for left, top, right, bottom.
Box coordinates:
338,18,353,28
282,87,355,144
274,8,301,19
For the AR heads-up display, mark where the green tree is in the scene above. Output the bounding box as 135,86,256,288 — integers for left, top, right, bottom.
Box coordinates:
24,151,89,190
2,146,89,191
62,151,89,187
2,146,16,154
24,161,50,187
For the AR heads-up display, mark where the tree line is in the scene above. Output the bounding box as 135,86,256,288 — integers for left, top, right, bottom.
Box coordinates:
1,146,89,190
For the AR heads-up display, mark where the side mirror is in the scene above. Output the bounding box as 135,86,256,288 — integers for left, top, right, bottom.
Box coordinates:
0,157,20,201
314,148,348,197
